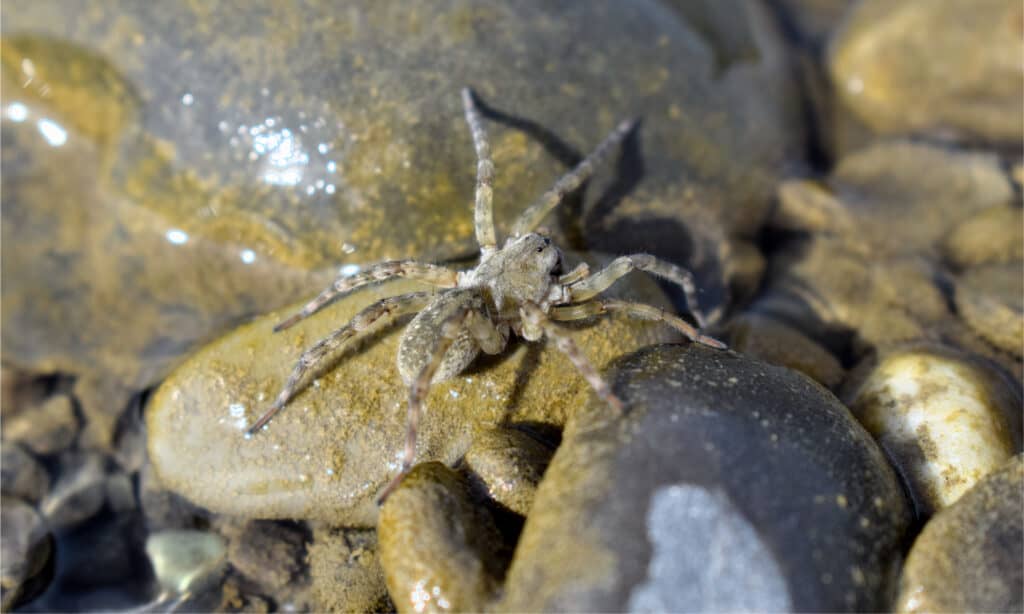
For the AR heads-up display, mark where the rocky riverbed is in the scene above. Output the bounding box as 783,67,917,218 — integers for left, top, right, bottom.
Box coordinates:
2,1,1021,611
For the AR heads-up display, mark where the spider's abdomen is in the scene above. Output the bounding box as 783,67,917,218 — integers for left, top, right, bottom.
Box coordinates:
397,289,481,385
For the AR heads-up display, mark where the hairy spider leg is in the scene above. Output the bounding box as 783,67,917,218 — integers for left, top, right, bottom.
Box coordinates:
510,118,636,239
461,88,498,254
274,261,458,332
550,299,726,349
248,292,434,434
565,253,711,329
520,303,624,413
377,306,476,504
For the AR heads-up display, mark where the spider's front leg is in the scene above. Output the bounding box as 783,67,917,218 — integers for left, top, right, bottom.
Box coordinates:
520,303,624,413
551,299,726,349
247,292,434,435
274,261,458,332
565,254,713,329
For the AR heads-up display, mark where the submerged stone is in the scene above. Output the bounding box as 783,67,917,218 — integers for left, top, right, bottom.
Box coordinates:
829,0,1023,143
896,456,1023,613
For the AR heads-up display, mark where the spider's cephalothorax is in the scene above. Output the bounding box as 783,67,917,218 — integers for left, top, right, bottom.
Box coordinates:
248,89,726,503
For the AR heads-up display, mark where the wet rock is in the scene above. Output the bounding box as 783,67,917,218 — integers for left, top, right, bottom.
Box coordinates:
762,141,1017,371
146,529,228,596
225,520,308,594
378,462,505,614
4,393,78,455
40,450,107,531
307,527,389,613
72,376,140,453
829,0,1023,143
2,0,801,399
138,462,210,532
955,263,1024,356
771,0,853,46
896,455,1023,613
499,344,911,612
728,311,844,389
774,142,1013,254
942,205,1024,269
461,426,554,516
846,347,1021,517
147,263,681,526
0,498,53,611
1,444,50,504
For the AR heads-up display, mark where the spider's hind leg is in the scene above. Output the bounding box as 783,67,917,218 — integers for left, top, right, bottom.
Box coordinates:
247,292,434,435
511,118,635,238
462,88,498,254
377,305,475,504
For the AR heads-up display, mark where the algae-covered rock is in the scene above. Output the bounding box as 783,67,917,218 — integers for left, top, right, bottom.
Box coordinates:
147,259,680,526
2,0,801,400
499,344,910,612
895,455,1023,613
829,0,1023,143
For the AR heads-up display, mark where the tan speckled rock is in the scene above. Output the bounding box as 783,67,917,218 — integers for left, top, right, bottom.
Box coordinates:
462,426,554,516
896,455,1023,613
308,527,389,614
378,462,504,614
829,0,1023,143
728,312,844,389
848,348,1021,516
942,205,1024,269
147,259,679,526
955,262,1024,356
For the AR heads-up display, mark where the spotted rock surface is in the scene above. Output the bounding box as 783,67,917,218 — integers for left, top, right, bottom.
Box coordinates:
896,455,1023,613
2,0,801,406
499,344,911,612
846,347,1021,517
147,267,680,526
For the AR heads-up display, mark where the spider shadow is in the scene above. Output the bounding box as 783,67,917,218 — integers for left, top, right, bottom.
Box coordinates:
469,93,646,251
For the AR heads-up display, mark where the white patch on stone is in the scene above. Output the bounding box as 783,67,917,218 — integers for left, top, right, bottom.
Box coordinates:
627,483,791,612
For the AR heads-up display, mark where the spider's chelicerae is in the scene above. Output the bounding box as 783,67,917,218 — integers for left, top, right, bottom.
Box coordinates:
247,88,726,502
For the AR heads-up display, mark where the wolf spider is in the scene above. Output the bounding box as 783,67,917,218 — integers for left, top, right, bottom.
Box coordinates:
247,88,726,502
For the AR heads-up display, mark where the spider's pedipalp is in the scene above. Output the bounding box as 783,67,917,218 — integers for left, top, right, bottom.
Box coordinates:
520,303,624,414
248,292,434,434
461,88,498,254
378,305,474,504
551,298,726,349
274,261,457,332
565,253,710,329
510,117,636,238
